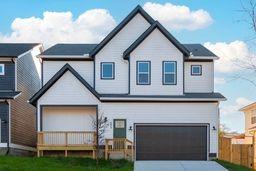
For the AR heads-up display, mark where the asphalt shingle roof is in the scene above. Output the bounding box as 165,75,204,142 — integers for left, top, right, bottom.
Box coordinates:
41,44,97,56
0,91,21,99
183,44,217,57
0,43,40,57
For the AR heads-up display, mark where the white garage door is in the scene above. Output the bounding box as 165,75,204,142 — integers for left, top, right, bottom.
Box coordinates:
42,106,96,131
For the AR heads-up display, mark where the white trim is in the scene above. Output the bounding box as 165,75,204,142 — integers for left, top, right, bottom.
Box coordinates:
9,143,36,152
188,56,219,60
163,61,176,85
137,61,150,85
191,65,202,75
134,123,210,161
14,59,17,91
8,100,11,144
100,97,226,101
38,54,90,58
0,143,7,147
101,62,114,79
0,64,5,75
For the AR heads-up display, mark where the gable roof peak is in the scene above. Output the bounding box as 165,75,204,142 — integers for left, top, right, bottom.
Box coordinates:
89,5,155,58
123,20,190,59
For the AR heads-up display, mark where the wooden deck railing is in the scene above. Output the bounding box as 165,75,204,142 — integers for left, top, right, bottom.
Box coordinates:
105,138,133,161
37,131,96,157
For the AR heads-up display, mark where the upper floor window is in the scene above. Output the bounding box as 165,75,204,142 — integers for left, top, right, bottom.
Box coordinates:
0,64,4,75
163,61,176,85
191,65,202,76
252,110,256,124
137,61,150,85
101,62,114,79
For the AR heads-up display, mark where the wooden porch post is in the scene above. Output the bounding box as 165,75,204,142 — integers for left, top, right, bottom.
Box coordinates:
105,139,108,160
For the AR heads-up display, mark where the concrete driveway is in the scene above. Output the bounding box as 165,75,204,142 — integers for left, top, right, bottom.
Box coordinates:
134,161,227,171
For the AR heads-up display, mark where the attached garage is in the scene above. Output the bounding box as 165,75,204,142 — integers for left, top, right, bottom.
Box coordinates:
135,124,208,160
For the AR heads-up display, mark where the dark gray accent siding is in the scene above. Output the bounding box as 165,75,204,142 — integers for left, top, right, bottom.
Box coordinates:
0,102,9,143
10,51,40,147
0,62,15,91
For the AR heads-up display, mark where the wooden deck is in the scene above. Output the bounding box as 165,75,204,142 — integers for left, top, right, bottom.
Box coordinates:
105,138,134,161
37,131,96,157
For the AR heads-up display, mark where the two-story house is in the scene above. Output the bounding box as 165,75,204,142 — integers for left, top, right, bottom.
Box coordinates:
29,6,226,160
239,102,256,144
0,43,42,155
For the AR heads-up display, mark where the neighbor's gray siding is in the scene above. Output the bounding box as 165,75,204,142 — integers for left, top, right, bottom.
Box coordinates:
0,62,15,91
0,102,9,143
11,51,40,147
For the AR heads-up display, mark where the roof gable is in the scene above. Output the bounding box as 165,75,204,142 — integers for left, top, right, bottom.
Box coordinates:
29,63,100,106
89,5,155,58
123,21,190,59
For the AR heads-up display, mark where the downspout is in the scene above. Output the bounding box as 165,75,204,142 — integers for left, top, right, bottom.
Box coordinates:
5,100,10,155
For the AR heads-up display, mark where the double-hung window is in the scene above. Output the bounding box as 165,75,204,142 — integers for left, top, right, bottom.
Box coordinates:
137,61,150,85
191,65,202,76
163,61,176,85
101,62,114,79
0,64,4,75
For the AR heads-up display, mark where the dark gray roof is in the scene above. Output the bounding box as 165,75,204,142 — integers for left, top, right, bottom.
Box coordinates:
183,44,217,57
41,44,97,56
0,91,21,99
0,43,40,57
123,21,190,59
101,92,226,100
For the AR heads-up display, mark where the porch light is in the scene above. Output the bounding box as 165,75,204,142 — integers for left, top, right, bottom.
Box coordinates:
104,117,108,122
212,126,217,131
129,126,133,131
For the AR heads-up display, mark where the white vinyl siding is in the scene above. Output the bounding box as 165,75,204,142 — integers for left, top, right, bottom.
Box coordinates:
130,28,184,95
43,61,94,86
95,13,151,94
101,102,219,154
185,62,214,93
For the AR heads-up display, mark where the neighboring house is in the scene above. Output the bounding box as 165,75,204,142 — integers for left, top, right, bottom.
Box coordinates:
29,6,226,160
239,102,256,144
0,43,43,155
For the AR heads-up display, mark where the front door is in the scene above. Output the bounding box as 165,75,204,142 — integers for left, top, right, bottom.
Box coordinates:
113,119,126,138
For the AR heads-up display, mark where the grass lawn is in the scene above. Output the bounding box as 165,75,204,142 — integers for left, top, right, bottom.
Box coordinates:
0,156,133,171
214,159,253,171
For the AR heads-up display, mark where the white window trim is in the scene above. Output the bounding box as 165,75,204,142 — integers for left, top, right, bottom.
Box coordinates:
101,62,114,79
163,61,176,85
137,61,150,85
0,64,5,75
191,65,202,76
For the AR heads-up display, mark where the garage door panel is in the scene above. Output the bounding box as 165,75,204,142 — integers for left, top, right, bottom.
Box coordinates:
136,125,207,160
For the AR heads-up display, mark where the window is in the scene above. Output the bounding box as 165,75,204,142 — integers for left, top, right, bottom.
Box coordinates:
101,62,114,79
252,110,256,124
191,65,202,76
0,64,4,75
137,61,150,85
163,61,176,85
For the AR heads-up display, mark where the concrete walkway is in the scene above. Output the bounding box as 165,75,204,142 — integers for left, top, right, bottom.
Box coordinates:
134,161,228,171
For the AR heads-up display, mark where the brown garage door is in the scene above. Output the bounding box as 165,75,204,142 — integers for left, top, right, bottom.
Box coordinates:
135,125,208,160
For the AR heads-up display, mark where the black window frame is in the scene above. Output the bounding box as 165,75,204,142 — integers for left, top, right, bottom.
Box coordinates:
162,61,177,85
191,65,202,76
100,62,115,80
136,61,151,85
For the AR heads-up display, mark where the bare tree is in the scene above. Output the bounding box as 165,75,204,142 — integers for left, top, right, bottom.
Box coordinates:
91,113,108,163
233,0,256,86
